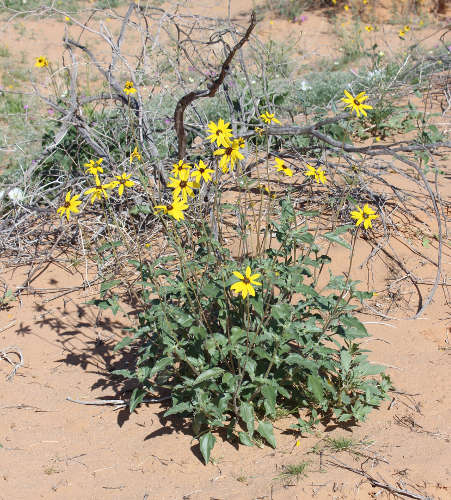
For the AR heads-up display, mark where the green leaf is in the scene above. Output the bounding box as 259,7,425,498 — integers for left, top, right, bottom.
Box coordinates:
231,327,247,345
111,368,134,378
149,357,174,378
100,279,121,295
244,357,257,380
193,413,208,435
256,421,276,448
172,310,194,328
193,367,224,386
331,224,354,235
261,385,277,417
202,283,221,298
199,432,216,465
250,296,264,317
239,431,254,447
340,350,352,372
341,316,368,338
96,240,122,254
271,303,292,322
354,290,373,302
221,372,234,387
129,387,146,413
295,284,319,297
360,363,386,375
307,375,324,403
285,353,315,370
129,204,151,215
321,231,351,249
164,401,191,417
240,402,255,437
113,336,133,352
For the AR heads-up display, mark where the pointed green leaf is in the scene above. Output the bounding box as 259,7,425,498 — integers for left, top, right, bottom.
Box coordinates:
341,316,368,338
193,367,224,386
321,232,351,249
113,336,133,352
271,303,292,322
261,385,277,417
240,402,254,437
256,420,276,448
307,374,324,403
239,431,254,447
100,279,121,295
199,432,216,465
149,357,173,378
164,401,191,417
129,387,146,413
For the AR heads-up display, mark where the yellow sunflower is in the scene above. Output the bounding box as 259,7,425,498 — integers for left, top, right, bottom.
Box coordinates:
167,168,197,201
206,119,233,147
274,157,293,177
341,90,373,117
260,111,281,125
35,56,49,68
56,191,82,221
350,204,379,229
154,197,189,221
124,81,136,95
84,178,112,204
110,172,135,197
171,160,191,178
230,266,262,299
213,138,245,173
129,146,141,164
192,160,215,184
304,164,327,184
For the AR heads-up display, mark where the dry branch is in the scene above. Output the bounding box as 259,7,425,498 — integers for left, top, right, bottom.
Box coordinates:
327,458,433,500
174,11,257,160
0,346,24,381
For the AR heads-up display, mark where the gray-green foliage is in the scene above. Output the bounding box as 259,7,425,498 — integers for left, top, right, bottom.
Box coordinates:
111,198,391,464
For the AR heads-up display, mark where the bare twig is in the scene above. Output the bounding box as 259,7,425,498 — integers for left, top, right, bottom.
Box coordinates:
326,458,433,500
174,11,257,159
0,346,24,381
66,396,171,406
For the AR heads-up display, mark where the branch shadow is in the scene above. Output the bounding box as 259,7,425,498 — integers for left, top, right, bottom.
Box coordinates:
32,295,206,459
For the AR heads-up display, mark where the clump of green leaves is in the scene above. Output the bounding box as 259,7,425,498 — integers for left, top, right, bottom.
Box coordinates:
112,198,391,464
278,461,309,482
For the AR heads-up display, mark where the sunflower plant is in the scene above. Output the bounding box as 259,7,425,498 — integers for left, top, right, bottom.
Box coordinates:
112,194,390,464
79,105,391,465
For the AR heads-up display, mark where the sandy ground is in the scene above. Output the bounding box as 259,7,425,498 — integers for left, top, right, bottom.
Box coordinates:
1,238,450,499
1,1,451,499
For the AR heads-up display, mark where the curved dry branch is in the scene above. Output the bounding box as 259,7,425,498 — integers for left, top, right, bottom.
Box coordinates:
174,11,257,160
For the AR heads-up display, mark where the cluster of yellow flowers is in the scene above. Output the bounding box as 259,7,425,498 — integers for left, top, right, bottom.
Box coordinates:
228,100,379,299
207,119,245,173
154,159,215,221
56,101,380,300
335,0,368,9
57,155,136,220
399,25,410,39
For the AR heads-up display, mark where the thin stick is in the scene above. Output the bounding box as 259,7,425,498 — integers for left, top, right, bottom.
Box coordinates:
0,321,17,334
326,458,433,500
0,346,24,381
66,396,171,406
